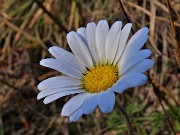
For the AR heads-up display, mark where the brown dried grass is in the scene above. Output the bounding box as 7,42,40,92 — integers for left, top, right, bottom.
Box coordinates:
0,0,180,134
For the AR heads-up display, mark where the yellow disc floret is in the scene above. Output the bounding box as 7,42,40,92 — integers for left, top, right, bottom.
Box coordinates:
82,65,119,93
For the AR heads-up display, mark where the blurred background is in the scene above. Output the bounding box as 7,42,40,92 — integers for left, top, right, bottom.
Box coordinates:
0,0,180,134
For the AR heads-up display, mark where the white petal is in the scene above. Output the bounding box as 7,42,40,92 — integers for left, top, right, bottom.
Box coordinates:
110,73,147,93
86,22,99,65
37,76,82,91
61,93,88,116
96,20,109,64
119,49,152,75
37,86,82,100
105,21,122,64
82,93,98,114
113,23,132,65
120,27,149,65
69,107,83,122
43,89,84,104
48,46,86,73
123,59,154,75
40,58,83,79
97,91,115,113
77,27,88,45
77,27,97,66
67,31,93,69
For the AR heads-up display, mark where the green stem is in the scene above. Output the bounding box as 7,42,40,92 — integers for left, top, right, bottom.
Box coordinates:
115,98,134,135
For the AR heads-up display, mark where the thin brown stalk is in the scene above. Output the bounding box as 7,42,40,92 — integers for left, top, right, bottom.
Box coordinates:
34,0,68,33
150,75,180,106
165,0,180,68
68,0,76,31
119,0,161,55
148,73,177,134
115,97,134,135
153,84,176,135
118,0,134,34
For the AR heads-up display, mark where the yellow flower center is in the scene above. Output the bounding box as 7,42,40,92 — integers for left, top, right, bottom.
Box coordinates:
82,65,119,93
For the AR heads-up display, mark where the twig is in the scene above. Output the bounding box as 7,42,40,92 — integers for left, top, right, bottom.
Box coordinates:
118,1,177,133
119,0,179,107
115,96,134,135
151,76,180,106
165,0,180,68
34,0,68,33
118,0,135,34
148,73,178,114
148,73,177,134
118,0,161,55
153,85,176,135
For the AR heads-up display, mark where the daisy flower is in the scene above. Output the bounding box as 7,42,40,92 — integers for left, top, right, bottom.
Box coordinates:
37,20,154,122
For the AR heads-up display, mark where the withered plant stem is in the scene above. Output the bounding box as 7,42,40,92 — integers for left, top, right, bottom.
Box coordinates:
148,73,176,135
34,0,68,33
153,85,176,135
118,0,135,34
165,0,180,67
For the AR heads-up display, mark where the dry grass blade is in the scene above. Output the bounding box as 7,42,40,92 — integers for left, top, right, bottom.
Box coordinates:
154,0,168,13
0,0,179,134
0,17,36,42
124,1,180,27
149,1,157,55
68,0,76,31
165,0,180,67
34,0,68,33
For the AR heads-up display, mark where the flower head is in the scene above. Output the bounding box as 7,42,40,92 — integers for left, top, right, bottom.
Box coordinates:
37,20,154,122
